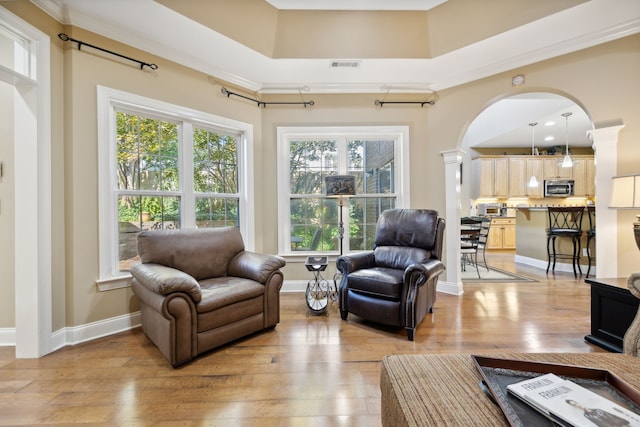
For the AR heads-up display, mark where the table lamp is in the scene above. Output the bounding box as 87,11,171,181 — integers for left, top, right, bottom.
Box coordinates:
325,175,356,255
609,174,640,251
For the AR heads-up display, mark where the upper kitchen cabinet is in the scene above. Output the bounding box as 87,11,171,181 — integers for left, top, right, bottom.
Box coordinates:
508,156,545,198
473,157,508,198
526,157,545,198
473,154,594,199
508,157,528,197
572,156,596,197
543,156,573,180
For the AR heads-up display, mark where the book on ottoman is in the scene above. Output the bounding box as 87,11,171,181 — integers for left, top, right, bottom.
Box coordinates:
507,373,640,427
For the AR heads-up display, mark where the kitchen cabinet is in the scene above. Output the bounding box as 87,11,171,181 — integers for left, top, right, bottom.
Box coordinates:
572,156,595,197
508,157,528,197
543,157,573,180
474,157,508,198
526,157,544,198
487,217,516,249
473,155,593,199
512,157,545,198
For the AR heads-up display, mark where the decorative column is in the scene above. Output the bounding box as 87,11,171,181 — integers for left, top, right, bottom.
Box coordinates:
588,125,625,278
440,149,465,295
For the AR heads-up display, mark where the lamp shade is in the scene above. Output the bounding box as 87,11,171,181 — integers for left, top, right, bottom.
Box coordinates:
609,175,640,208
326,175,356,196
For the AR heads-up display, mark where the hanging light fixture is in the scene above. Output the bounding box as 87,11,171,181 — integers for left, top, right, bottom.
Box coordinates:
561,112,573,168
528,122,539,188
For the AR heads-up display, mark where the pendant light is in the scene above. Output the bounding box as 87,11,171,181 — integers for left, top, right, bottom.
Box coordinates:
561,112,573,168
528,122,539,188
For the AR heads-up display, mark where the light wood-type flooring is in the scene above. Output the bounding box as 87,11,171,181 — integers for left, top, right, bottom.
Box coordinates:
0,252,608,426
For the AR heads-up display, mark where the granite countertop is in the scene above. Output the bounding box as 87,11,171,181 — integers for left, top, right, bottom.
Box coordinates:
516,205,593,211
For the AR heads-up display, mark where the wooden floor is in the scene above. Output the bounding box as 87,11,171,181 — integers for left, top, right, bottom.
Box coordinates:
0,253,605,426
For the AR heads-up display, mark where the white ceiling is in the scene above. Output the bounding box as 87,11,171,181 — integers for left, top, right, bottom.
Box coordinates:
32,0,640,148
466,93,593,150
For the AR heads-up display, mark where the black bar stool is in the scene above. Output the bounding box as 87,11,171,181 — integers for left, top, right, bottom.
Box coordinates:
546,207,585,277
586,205,596,277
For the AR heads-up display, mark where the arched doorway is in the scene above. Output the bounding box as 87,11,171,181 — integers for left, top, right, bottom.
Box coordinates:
441,90,613,294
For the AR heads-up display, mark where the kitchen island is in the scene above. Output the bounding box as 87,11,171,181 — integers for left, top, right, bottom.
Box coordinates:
514,206,593,274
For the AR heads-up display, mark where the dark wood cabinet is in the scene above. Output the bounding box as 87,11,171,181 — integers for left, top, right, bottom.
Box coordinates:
585,277,640,353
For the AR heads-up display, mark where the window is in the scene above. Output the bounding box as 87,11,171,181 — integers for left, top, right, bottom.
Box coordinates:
98,87,254,289
277,126,410,255
0,21,35,79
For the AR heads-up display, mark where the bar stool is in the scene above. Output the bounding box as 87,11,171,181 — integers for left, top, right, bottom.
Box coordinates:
586,205,596,277
546,207,585,277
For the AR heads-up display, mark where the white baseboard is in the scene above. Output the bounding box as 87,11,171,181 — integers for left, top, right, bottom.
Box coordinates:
514,255,592,275
52,311,142,350
0,312,142,352
281,279,309,293
437,280,464,295
0,328,16,346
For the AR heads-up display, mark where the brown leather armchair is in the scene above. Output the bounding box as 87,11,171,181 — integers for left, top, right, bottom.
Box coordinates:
336,209,445,341
131,227,286,367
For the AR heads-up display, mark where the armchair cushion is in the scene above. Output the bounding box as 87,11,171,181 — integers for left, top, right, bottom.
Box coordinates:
374,246,431,270
375,208,439,248
346,267,404,300
197,277,265,313
137,227,245,280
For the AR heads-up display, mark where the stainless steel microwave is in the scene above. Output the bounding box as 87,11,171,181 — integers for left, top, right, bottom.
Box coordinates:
544,179,574,197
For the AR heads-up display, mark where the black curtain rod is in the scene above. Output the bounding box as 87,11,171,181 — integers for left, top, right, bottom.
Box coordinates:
58,33,158,70
221,87,314,108
375,99,435,107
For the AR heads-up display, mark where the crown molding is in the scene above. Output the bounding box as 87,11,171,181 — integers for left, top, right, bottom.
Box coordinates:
31,0,640,94
30,0,68,23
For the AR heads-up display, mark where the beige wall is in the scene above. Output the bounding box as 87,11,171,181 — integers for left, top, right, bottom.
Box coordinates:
2,2,640,332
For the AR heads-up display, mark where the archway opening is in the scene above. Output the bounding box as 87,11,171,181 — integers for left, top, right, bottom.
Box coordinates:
451,91,595,289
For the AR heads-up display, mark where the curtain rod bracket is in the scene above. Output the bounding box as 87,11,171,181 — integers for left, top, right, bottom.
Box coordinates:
221,87,314,108
58,33,158,70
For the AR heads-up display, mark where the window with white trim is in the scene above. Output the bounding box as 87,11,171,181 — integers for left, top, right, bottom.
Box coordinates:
97,87,254,287
277,126,410,255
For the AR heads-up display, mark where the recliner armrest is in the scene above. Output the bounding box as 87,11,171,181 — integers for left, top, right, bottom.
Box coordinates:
131,263,202,303
336,251,376,275
228,251,286,283
404,259,445,286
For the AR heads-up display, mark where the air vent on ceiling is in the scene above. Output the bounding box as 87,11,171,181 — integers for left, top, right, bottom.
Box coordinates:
330,60,361,68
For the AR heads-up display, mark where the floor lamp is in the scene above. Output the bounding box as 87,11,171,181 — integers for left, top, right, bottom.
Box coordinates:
325,175,356,255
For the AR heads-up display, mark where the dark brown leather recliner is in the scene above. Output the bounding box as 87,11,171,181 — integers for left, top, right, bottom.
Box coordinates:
131,227,286,367
336,209,445,341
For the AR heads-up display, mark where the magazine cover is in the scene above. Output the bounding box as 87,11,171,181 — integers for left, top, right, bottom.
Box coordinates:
507,373,640,427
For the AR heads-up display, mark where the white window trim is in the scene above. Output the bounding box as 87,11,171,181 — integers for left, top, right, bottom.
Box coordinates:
276,125,410,257
96,86,254,290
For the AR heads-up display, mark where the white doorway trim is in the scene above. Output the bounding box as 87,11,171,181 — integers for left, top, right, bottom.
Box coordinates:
0,7,53,357
439,149,464,295
589,125,625,279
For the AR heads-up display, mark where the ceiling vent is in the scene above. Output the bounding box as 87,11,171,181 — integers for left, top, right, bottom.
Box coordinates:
330,60,361,68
